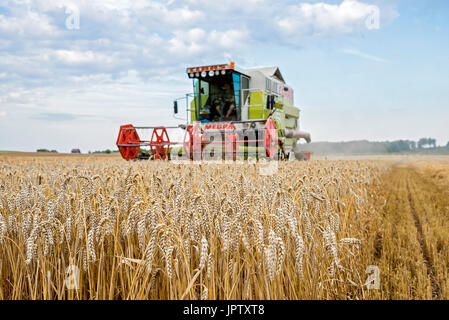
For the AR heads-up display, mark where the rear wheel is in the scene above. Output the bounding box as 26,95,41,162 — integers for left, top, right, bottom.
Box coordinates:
294,151,307,161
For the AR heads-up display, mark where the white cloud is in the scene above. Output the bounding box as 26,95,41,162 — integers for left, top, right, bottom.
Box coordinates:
0,111,6,117
0,82,48,107
144,4,204,26
31,0,204,28
52,50,115,65
0,10,58,37
276,0,391,38
167,28,249,57
0,0,253,82
187,0,265,13
0,0,397,85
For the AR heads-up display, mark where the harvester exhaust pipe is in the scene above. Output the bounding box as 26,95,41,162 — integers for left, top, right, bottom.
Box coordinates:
284,129,311,144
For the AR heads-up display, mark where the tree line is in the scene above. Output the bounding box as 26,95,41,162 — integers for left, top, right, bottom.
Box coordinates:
385,138,438,153
302,138,449,155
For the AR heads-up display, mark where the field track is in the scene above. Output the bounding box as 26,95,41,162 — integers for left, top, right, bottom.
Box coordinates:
376,163,449,299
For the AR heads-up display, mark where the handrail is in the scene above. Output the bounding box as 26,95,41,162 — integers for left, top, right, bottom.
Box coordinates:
173,93,195,124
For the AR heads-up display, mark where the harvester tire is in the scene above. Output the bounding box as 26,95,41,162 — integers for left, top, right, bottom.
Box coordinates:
294,152,307,161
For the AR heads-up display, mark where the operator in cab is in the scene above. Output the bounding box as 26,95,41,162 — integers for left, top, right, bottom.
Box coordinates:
218,83,236,121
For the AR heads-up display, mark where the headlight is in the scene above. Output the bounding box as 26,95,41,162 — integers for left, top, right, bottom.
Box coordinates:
201,71,207,77
208,70,214,77
221,70,226,75
195,72,200,77
215,70,219,76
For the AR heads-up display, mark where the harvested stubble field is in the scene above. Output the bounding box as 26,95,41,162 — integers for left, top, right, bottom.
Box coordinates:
0,154,448,300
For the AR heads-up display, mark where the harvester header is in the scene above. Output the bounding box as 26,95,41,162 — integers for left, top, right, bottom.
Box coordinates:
116,62,311,161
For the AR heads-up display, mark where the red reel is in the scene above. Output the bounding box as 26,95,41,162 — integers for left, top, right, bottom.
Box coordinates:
183,125,193,159
150,127,170,160
225,123,238,161
183,124,204,160
264,117,278,159
116,124,140,160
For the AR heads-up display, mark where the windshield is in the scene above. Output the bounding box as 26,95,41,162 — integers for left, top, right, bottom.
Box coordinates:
192,73,241,122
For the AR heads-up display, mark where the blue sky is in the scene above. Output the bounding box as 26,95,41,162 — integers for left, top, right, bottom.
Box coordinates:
0,0,448,152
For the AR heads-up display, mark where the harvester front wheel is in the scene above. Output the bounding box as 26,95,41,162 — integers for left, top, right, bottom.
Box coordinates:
294,152,307,161
183,124,204,160
264,117,278,159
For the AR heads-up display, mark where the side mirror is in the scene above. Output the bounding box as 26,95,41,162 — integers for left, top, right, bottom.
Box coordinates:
174,101,178,114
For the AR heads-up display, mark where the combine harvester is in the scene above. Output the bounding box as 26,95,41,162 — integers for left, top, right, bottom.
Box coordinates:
116,62,311,161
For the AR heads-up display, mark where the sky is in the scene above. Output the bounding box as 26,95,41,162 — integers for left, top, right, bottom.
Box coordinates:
0,0,448,152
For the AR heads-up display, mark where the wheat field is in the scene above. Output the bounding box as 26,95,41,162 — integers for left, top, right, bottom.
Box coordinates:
0,154,448,300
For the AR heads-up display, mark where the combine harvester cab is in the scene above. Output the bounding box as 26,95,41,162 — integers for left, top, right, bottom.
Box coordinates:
116,62,311,161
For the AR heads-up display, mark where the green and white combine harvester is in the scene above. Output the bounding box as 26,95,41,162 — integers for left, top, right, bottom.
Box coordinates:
116,62,311,161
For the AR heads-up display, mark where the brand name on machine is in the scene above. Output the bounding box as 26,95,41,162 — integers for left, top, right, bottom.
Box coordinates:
188,64,228,73
204,123,237,130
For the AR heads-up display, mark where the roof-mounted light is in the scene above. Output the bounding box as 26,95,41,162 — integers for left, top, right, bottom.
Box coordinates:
186,62,236,79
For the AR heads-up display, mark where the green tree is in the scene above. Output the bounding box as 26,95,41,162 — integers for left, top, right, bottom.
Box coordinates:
418,138,424,149
426,138,436,148
418,138,436,149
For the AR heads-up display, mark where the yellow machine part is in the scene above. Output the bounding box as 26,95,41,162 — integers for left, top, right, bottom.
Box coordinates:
190,91,299,131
